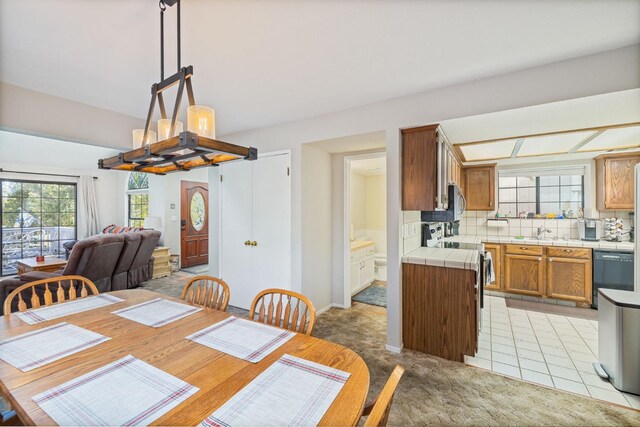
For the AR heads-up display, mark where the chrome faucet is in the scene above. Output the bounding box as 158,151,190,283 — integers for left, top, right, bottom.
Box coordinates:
537,227,552,239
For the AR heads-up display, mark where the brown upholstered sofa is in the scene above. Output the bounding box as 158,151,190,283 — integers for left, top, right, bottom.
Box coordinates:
0,230,160,313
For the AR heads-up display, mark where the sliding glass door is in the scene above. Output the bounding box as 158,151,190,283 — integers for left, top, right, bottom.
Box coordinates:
1,180,77,276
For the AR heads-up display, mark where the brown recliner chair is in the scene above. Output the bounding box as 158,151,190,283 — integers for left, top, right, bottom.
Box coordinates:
127,230,161,288
111,232,142,291
18,234,126,292
0,234,125,313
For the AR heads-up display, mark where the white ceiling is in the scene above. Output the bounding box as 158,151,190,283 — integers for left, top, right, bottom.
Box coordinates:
306,131,386,154
351,157,386,176
1,1,639,136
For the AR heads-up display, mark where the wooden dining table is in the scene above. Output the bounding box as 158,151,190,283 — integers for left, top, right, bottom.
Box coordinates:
0,289,370,426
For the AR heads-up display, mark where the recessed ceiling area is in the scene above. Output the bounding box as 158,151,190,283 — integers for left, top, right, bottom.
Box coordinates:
577,125,640,152
455,123,640,162
517,131,596,157
441,89,640,164
458,140,517,162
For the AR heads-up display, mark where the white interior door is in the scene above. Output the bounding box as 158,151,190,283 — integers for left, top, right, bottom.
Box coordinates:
220,160,254,309
252,154,292,296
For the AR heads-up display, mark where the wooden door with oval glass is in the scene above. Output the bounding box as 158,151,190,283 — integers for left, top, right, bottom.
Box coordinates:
180,181,209,268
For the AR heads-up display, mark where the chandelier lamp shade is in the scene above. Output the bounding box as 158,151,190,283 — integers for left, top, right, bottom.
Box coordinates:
98,0,257,175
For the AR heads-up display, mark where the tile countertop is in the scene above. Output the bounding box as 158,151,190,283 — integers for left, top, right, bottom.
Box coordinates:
351,240,374,251
444,235,634,251
402,247,480,271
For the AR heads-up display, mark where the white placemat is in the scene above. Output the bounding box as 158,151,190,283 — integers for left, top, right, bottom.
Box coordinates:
186,316,295,363
33,354,199,426
112,298,202,327
0,322,110,372
201,354,350,426
15,294,124,325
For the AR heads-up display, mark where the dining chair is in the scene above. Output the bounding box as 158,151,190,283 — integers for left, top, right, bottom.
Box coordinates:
362,365,405,427
181,276,230,311
0,409,19,426
3,275,99,315
249,289,316,335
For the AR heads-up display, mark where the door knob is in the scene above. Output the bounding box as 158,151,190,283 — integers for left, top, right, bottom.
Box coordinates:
244,240,251,246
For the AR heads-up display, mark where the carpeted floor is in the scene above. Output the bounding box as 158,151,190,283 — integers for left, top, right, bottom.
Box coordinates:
142,273,640,425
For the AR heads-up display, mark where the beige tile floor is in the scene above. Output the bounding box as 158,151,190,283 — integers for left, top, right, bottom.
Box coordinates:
465,296,640,410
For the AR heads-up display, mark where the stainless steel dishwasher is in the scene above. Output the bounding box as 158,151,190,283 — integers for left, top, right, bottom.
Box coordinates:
592,249,634,309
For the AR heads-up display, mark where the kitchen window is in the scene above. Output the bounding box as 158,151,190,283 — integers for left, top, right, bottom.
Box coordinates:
498,173,584,218
126,172,149,227
1,180,77,276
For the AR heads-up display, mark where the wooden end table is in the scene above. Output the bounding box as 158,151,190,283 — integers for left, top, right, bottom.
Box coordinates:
16,256,67,276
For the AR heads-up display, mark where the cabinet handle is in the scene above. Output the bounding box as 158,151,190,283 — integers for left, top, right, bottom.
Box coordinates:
520,247,528,250
538,257,542,261
251,241,258,246
549,258,553,262
244,240,251,246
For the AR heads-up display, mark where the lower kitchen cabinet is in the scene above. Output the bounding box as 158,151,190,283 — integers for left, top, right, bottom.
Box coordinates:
484,243,501,291
350,244,375,295
504,253,545,297
499,244,593,306
546,256,592,306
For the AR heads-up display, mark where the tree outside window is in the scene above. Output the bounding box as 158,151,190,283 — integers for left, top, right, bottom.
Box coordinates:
126,173,149,227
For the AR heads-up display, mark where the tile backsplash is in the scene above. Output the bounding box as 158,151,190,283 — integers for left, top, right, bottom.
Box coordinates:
459,210,632,241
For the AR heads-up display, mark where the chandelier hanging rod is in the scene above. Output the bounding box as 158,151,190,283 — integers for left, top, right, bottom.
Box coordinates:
159,0,181,80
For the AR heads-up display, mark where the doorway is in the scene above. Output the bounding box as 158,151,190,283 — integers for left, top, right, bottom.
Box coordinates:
344,152,387,309
180,181,209,268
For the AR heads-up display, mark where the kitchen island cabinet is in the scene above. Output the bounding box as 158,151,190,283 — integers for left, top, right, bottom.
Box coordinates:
402,263,478,362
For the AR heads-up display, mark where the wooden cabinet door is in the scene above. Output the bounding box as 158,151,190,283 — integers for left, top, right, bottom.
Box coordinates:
464,165,496,211
484,244,501,291
401,125,438,211
603,156,640,210
546,257,592,305
504,254,544,296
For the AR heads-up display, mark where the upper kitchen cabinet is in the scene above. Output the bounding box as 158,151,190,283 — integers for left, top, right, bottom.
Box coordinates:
596,152,640,210
463,164,496,211
401,124,463,211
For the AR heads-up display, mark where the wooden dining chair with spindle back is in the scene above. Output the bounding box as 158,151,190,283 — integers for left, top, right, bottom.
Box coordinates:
3,275,99,315
249,289,316,335
362,365,405,427
181,276,230,311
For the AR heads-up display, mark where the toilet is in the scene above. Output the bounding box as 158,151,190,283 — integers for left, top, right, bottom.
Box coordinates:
374,253,387,281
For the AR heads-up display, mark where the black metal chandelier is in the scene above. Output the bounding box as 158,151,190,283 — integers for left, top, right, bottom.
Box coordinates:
99,0,257,175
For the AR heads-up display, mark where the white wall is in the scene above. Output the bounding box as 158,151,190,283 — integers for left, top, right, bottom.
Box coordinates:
213,45,640,351
350,172,367,231
147,168,209,258
0,131,125,232
301,145,333,311
351,172,387,255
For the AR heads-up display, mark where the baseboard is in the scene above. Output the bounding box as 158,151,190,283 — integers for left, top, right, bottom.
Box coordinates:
385,343,403,354
317,303,344,314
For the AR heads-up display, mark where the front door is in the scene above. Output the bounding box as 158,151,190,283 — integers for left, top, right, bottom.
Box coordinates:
180,181,208,268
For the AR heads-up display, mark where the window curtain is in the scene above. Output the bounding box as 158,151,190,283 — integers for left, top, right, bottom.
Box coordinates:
77,176,100,238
